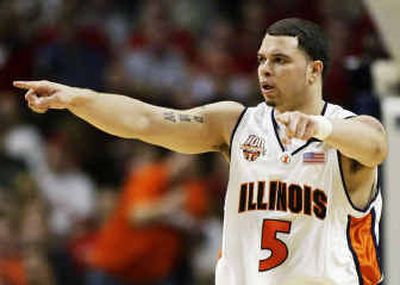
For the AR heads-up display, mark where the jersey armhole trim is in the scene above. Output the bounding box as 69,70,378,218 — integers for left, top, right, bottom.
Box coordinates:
346,215,363,285
336,150,380,213
370,209,384,282
229,107,248,161
346,209,383,285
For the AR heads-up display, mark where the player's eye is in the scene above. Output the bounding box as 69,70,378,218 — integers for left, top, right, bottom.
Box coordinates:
273,57,286,64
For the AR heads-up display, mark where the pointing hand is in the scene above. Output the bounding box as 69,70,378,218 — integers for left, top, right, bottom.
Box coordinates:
13,80,77,113
275,111,331,143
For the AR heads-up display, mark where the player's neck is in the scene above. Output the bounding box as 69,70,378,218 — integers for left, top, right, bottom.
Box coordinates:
276,85,324,115
298,98,325,115
275,96,324,115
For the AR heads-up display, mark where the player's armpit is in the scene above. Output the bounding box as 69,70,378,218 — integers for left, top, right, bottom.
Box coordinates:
339,153,377,210
336,116,384,209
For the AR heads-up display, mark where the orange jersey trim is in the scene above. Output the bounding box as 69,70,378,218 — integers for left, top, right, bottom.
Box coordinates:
347,210,382,285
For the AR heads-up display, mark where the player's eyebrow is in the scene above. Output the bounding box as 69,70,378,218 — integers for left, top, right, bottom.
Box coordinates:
257,52,291,59
270,52,291,58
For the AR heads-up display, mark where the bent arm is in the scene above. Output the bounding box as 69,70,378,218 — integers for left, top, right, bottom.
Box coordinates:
326,116,387,209
276,111,387,167
275,111,387,208
325,115,387,167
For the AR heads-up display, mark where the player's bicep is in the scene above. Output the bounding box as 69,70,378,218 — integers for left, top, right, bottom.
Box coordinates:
139,102,244,154
349,115,386,135
146,106,221,154
349,115,388,161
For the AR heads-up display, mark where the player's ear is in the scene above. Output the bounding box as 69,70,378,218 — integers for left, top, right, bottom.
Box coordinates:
307,60,323,84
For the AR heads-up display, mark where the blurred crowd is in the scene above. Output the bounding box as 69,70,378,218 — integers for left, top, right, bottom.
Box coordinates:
0,0,390,284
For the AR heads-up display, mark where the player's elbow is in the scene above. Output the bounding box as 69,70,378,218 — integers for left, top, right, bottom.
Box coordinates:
363,138,388,167
119,114,152,139
361,116,388,166
373,126,388,165
373,139,388,165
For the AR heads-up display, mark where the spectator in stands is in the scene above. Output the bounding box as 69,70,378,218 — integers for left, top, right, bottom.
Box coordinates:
0,190,27,285
111,0,190,106
34,6,110,91
86,150,209,285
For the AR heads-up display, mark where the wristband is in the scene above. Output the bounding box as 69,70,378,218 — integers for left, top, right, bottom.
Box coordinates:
310,115,332,140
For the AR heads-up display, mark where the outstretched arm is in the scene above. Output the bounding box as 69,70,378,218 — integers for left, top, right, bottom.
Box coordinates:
14,80,244,155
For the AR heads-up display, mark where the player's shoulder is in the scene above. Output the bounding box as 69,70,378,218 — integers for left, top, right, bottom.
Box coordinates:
211,101,245,113
198,101,246,124
243,101,273,122
192,101,244,114
325,102,357,119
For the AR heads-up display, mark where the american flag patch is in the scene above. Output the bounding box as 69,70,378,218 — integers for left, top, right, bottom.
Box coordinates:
303,151,325,164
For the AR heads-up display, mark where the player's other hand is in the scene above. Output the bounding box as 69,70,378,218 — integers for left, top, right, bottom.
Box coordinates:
13,80,76,113
275,111,319,144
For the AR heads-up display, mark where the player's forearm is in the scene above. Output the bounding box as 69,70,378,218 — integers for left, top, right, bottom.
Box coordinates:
325,117,387,167
14,80,241,155
68,88,154,139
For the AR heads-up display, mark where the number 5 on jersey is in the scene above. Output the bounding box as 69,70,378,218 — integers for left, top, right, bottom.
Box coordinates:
259,219,292,271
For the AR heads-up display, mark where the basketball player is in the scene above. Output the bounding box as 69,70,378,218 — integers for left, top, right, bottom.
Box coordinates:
14,18,386,285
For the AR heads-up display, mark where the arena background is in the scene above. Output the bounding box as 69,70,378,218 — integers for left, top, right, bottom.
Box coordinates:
0,0,399,284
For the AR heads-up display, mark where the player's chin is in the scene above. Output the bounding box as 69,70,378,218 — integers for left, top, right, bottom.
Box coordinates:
264,98,276,107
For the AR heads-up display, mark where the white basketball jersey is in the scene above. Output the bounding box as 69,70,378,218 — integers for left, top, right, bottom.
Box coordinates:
216,102,383,285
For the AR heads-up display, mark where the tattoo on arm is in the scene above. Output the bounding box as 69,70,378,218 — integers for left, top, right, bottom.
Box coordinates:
163,112,205,124
164,111,177,122
179,114,191,122
193,116,204,123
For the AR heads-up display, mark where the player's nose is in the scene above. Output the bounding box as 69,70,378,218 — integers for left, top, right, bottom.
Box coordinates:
258,60,273,77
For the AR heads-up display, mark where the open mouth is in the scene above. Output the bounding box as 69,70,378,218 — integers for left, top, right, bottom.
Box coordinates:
260,82,275,93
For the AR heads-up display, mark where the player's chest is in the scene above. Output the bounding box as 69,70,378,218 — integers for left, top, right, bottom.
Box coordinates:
234,129,330,175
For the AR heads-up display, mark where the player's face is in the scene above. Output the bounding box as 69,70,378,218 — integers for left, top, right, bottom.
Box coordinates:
257,34,312,111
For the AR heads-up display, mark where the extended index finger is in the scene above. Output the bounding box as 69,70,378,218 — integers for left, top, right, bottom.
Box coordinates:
13,81,44,90
275,113,290,126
